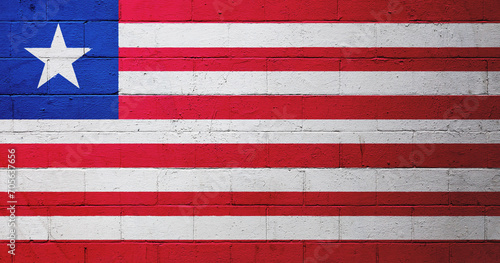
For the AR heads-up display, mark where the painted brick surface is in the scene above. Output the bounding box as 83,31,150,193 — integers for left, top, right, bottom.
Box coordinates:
1,0,500,262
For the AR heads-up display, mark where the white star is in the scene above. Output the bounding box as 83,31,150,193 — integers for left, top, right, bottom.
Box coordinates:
25,24,91,88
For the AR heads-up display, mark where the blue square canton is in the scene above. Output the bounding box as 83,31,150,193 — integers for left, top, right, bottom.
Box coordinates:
0,0,118,119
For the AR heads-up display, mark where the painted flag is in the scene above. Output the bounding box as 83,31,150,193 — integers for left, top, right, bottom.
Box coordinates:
0,0,500,261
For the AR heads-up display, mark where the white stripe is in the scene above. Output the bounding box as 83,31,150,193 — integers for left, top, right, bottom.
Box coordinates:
487,217,500,240
119,71,491,95
340,216,486,240
491,72,500,95
194,216,267,240
0,131,495,143
2,120,498,133
119,23,500,48
122,216,193,240
2,168,498,192
2,216,497,240
267,216,338,240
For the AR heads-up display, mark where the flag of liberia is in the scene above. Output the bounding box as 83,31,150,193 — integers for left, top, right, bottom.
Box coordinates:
0,0,500,262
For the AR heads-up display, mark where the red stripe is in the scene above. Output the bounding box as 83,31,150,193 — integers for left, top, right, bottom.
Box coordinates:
5,242,500,263
490,60,500,71
119,0,498,22
306,192,500,206
119,47,500,59
338,0,498,22
487,207,500,216
2,144,498,168
340,59,488,71
0,205,491,216
119,95,500,120
119,58,493,71
4,192,500,206
4,240,499,243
